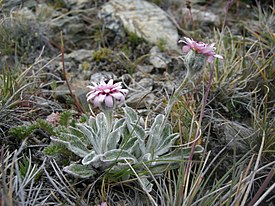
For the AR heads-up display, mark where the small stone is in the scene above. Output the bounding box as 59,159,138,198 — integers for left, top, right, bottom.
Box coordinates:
55,80,90,111
66,49,94,62
212,119,254,151
90,72,117,83
149,46,172,69
126,78,154,108
182,8,220,25
137,65,154,73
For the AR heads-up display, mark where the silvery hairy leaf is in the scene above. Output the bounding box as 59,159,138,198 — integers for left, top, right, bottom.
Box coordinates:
155,145,204,164
63,163,97,178
139,176,153,193
146,114,179,159
82,149,137,169
50,128,91,158
123,107,146,154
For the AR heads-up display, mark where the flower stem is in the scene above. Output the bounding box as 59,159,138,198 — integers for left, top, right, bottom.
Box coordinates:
186,63,214,178
164,71,189,124
60,32,84,114
103,110,113,152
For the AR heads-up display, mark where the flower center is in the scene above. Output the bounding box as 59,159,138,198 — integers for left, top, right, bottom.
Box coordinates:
103,89,111,94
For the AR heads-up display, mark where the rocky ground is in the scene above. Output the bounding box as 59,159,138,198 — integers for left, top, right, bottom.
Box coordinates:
0,0,274,205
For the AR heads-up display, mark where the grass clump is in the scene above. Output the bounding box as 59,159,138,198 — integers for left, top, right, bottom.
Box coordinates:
0,15,51,65
127,30,144,46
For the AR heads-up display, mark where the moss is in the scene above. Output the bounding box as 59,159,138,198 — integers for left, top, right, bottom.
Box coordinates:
47,0,67,10
156,38,167,52
92,48,112,63
81,61,91,71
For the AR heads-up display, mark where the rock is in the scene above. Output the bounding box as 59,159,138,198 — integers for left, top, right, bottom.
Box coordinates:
2,0,37,11
182,8,220,25
47,8,96,49
100,0,179,50
66,49,94,62
126,77,154,108
66,0,91,9
90,72,117,83
35,3,61,20
212,119,254,151
149,46,172,69
55,80,90,111
137,65,154,73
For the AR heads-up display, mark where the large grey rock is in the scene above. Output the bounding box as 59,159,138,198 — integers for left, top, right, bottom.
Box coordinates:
100,0,179,50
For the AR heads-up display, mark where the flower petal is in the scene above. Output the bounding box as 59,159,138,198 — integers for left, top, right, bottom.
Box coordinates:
110,92,124,100
93,94,106,107
182,46,190,53
105,95,113,107
107,79,113,85
214,54,223,59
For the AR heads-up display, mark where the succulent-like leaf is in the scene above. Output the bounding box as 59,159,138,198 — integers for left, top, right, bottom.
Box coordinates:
146,114,165,153
82,149,137,169
123,106,138,123
155,133,179,156
63,163,97,178
76,123,100,154
139,176,153,193
155,145,204,164
51,132,90,157
107,121,125,150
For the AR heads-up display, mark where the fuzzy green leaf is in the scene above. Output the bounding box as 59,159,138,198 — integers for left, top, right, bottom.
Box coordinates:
95,112,109,153
63,163,97,178
82,149,137,168
155,145,204,164
139,176,153,193
155,133,179,156
51,132,90,157
76,123,100,153
107,123,124,150
146,114,165,152
123,106,138,123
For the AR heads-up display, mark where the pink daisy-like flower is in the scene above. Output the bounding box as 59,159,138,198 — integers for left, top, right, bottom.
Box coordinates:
178,37,223,63
86,79,128,109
